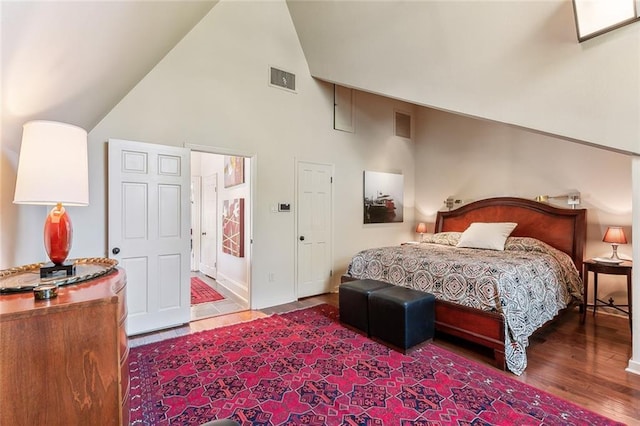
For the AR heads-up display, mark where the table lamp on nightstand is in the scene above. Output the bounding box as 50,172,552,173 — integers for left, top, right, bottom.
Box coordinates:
13,120,89,278
415,222,427,242
602,226,627,260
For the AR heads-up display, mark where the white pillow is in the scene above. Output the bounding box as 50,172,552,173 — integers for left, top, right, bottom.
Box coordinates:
456,222,518,251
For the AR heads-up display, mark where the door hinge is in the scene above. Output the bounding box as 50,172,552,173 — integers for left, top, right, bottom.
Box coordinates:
330,269,333,276
330,177,333,184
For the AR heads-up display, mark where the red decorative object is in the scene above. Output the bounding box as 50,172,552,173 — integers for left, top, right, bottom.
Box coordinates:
129,304,621,426
222,198,244,257
190,277,224,305
44,203,72,265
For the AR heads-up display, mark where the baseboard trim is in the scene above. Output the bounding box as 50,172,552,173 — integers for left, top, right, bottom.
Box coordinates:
216,272,248,304
626,358,640,375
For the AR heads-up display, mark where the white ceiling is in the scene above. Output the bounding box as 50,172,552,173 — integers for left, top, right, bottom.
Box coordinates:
1,0,217,152
3,1,637,158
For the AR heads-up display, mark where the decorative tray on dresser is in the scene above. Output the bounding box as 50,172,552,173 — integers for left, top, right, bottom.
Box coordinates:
0,260,128,426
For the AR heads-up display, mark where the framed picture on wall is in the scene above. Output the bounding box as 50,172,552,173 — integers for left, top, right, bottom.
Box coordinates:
222,198,245,257
224,156,245,188
363,170,404,224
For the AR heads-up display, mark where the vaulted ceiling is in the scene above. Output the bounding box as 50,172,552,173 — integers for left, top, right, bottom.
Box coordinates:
1,1,217,153
2,1,638,157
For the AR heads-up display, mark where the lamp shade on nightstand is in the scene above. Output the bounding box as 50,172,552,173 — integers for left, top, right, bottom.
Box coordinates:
602,226,627,260
415,222,427,242
13,121,89,270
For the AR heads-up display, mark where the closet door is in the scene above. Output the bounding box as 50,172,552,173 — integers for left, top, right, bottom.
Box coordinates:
199,173,218,278
297,161,333,298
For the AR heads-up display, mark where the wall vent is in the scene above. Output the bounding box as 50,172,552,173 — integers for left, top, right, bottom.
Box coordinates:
394,110,412,139
269,66,296,92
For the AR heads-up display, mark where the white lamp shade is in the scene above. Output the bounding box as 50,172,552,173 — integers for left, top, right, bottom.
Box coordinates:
14,120,89,206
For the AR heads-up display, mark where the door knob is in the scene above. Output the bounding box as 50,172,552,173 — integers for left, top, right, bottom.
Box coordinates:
299,236,305,241
202,232,207,236
112,247,120,255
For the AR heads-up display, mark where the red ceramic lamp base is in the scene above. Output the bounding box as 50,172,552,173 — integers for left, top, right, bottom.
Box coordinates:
44,203,72,264
42,203,75,278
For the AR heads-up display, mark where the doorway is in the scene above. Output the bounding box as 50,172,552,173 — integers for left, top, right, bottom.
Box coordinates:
190,151,251,321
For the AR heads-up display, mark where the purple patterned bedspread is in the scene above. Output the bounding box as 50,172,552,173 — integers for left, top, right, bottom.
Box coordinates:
345,233,583,375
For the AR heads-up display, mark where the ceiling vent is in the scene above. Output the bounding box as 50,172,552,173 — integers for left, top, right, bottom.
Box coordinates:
394,110,412,139
269,66,296,93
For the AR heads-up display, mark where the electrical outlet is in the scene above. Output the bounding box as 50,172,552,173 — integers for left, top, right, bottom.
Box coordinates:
268,273,275,282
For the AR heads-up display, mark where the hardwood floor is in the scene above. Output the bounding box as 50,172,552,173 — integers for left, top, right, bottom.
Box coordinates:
130,293,640,424
433,303,640,424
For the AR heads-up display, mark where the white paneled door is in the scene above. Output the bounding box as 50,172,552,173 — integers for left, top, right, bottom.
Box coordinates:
190,176,201,271
108,139,191,335
199,174,217,278
297,161,333,298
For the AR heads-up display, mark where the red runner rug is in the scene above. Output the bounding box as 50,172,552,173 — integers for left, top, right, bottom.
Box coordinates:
190,277,224,305
129,304,621,425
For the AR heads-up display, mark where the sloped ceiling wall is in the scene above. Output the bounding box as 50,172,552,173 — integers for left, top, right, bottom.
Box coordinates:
287,0,640,155
1,0,217,154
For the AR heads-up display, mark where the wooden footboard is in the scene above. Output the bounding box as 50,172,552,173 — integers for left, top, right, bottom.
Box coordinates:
340,274,507,370
435,299,505,370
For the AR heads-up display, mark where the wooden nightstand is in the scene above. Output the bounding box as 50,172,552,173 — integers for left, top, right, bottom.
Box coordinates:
581,259,632,332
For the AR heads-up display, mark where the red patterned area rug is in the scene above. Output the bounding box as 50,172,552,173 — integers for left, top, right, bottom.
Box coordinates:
190,277,224,305
129,304,621,426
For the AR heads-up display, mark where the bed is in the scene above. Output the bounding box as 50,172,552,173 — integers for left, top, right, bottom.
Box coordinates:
341,197,586,375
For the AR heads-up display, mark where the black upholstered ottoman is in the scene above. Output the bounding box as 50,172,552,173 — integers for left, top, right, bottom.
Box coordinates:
369,286,435,351
339,279,393,334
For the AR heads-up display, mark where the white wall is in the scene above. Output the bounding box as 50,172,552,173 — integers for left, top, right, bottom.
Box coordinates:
287,0,640,154
414,107,633,307
69,0,417,309
630,157,640,374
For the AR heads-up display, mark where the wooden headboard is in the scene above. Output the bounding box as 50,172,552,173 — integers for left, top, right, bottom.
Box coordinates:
435,197,587,274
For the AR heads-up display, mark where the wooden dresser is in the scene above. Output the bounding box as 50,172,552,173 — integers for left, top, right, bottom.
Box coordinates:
0,268,128,425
